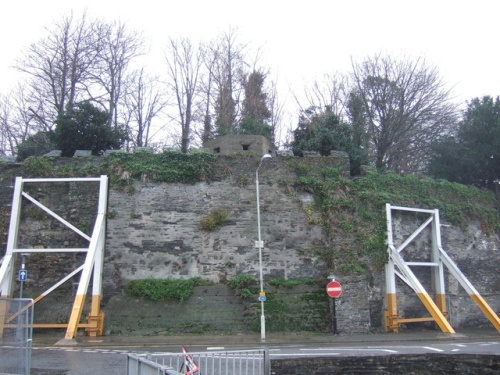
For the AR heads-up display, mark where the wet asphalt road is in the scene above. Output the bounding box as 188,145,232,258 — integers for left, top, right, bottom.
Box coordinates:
30,348,127,375
26,338,500,375
3,328,498,374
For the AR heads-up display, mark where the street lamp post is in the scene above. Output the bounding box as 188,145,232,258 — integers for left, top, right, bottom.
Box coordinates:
255,153,271,341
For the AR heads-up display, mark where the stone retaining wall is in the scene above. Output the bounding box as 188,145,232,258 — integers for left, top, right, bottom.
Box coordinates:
1,155,499,335
271,354,500,374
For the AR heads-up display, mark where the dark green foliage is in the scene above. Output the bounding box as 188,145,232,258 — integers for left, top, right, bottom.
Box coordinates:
237,70,273,139
293,163,500,276
241,71,271,124
268,277,315,288
428,96,500,190
236,117,273,139
240,277,329,333
346,91,371,175
27,206,45,220
353,171,500,232
263,288,329,332
16,131,56,161
53,101,126,157
227,274,257,298
124,277,207,301
291,107,369,175
22,156,52,176
200,208,229,231
103,149,216,185
214,83,236,136
9,149,217,186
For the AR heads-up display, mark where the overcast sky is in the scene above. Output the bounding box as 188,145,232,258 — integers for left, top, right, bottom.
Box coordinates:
1,0,499,115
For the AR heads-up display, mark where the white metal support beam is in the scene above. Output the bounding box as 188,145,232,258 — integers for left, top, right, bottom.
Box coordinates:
439,248,500,332
432,209,447,315
21,191,91,241
0,176,108,341
64,213,105,339
384,204,398,332
385,203,500,334
385,204,453,332
389,244,454,333
0,177,23,298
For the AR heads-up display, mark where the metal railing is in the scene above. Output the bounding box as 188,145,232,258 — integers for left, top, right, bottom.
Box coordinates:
127,354,182,375
127,348,270,375
0,298,34,375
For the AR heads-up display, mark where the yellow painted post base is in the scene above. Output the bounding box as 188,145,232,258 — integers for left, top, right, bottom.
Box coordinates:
470,294,500,333
65,294,86,339
385,311,400,333
85,313,105,337
416,292,454,333
434,293,448,330
385,293,400,333
436,294,448,316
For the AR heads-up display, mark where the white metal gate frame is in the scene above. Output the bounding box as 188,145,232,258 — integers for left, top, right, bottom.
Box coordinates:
385,203,500,334
0,176,108,341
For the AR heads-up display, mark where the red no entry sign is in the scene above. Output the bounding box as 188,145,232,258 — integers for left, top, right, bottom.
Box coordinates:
326,281,342,298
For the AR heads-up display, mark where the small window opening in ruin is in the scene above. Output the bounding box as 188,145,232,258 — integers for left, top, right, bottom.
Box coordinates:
242,144,250,151
214,147,221,153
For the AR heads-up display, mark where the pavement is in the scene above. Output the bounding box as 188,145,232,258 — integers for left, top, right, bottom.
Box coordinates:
32,327,500,349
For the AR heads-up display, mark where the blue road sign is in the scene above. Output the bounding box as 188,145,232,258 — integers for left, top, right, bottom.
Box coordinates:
258,296,266,302
18,269,27,281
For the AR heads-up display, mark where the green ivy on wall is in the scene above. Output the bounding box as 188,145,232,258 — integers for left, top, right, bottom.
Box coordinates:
290,162,500,277
124,277,211,301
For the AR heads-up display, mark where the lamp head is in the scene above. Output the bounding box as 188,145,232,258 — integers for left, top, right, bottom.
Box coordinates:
261,153,272,161
257,153,272,174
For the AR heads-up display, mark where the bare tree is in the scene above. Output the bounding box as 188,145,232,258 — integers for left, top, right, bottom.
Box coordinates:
16,12,100,129
351,54,458,173
0,95,14,155
12,11,151,157
92,20,146,128
199,48,217,144
208,28,247,136
165,37,204,153
123,68,169,149
267,77,286,147
299,72,350,121
0,86,39,155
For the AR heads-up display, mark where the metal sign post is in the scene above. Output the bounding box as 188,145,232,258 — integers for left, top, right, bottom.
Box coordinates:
18,254,27,299
326,280,342,335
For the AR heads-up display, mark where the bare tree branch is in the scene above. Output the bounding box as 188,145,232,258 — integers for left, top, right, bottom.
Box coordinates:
164,37,205,152
123,68,169,149
351,54,458,173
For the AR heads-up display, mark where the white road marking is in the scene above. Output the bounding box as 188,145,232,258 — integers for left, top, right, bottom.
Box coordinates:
271,353,341,357
381,349,398,353
422,346,443,352
479,342,499,346
300,348,398,354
